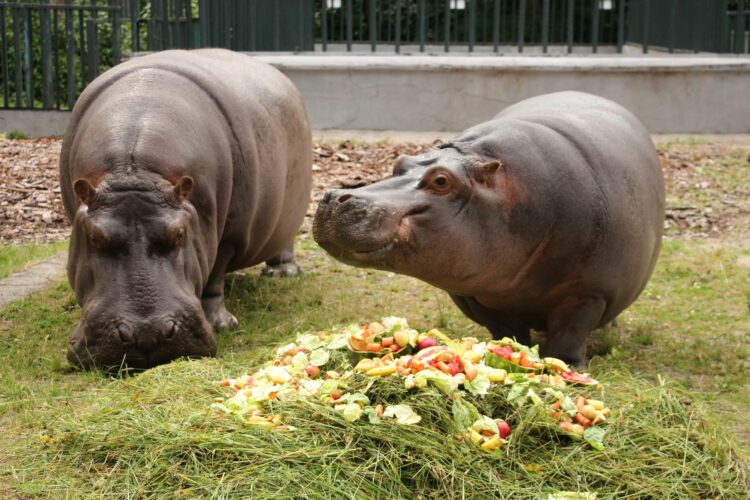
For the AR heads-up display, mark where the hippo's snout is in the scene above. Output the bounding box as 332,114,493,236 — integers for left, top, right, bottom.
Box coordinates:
67,308,216,370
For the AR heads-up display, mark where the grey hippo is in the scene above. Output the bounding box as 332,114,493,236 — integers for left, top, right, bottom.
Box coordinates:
60,49,311,369
314,91,664,367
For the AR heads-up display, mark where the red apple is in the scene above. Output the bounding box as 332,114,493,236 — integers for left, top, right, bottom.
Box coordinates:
416,337,438,351
304,365,320,377
496,420,511,439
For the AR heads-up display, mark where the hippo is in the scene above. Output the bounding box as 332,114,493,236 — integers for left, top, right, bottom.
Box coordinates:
314,91,664,366
60,49,312,369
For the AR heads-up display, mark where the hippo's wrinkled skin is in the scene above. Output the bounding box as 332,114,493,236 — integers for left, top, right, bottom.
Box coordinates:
60,49,311,369
314,92,664,367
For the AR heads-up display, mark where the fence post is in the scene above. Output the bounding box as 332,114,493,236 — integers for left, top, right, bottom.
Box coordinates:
493,0,500,53
370,0,377,52
591,0,599,53
65,8,75,108
542,0,549,53
23,7,32,109
444,0,450,52
418,0,425,52
642,0,650,53
346,0,353,51
1,6,8,109
668,0,676,53
86,16,100,83
113,8,121,64
131,0,139,51
395,0,401,53
617,0,625,53
567,0,574,53
469,0,476,52
735,1,745,54
518,0,525,53
40,8,53,109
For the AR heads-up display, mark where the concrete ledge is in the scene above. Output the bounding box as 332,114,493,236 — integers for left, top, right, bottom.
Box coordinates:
260,55,750,133
3,54,750,136
0,109,69,138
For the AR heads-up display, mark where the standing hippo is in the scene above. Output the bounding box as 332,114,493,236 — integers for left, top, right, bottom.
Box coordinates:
314,92,664,366
60,49,311,369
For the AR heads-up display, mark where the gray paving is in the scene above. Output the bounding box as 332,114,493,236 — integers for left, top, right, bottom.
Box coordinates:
0,252,67,309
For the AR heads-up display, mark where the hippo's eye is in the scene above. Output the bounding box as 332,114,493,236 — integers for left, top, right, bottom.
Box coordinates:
427,173,453,194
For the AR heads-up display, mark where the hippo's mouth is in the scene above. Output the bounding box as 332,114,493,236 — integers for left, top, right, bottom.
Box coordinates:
317,238,399,266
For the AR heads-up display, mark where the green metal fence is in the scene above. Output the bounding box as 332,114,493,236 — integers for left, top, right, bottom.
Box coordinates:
2,0,749,112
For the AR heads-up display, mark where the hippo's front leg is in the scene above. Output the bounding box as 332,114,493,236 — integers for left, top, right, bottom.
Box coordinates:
541,297,607,368
262,242,303,277
202,247,239,332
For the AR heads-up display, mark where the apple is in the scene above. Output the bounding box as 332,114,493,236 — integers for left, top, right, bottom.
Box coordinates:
304,365,321,377
495,419,511,439
416,337,438,351
463,360,479,381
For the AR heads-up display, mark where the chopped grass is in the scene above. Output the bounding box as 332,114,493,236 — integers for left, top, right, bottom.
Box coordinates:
0,241,68,280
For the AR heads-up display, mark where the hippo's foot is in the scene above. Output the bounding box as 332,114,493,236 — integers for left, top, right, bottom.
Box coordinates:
262,260,303,277
203,298,238,332
262,244,302,277
541,297,606,369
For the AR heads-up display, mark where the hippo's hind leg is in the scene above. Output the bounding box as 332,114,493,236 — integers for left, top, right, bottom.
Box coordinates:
542,297,606,368
449,295,531,345
262,242,303,277
201,247,239,332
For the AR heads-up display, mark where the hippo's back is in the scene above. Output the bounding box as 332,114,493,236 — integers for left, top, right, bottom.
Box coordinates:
464,92,665,324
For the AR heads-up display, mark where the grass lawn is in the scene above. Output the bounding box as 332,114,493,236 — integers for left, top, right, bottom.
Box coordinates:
0,140,747,497
0,241,68,280
0,234,748,497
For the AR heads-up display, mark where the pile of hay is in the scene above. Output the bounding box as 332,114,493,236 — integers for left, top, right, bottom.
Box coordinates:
20,321,750,498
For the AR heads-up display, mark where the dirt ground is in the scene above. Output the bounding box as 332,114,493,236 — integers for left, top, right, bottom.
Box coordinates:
1,137,748,243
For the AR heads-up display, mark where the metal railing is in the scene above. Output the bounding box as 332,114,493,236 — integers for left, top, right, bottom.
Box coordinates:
318,0,624,53
1,2,121,110
2,1,749,112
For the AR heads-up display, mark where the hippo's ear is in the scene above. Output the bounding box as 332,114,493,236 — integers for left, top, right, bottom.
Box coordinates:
73,179,96,205
173,176,194,202
474,160,503,186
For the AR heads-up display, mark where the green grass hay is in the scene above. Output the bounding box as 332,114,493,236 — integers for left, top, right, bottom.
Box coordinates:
15,354,748,499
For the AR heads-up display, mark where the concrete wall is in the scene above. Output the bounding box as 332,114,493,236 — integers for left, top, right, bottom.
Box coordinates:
2,54,750,136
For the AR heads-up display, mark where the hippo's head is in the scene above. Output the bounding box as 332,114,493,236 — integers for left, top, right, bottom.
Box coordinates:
66,174,215,370
314,145,523,295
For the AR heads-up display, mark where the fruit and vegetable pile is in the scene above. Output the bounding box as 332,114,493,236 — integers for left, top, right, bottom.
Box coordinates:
214,317,611,451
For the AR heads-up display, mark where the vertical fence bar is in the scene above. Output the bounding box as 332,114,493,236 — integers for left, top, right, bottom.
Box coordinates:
113,8,121,64
86,15,99,83
346,0,353,51
370,0,377,51
199,0,208,47
493,0,500,52
23,7,32,108
518,0,525,53
691,0,699,53
642,0,649,53
469,0,476,52
541,0,549,53
250,0,257,51
591,0,599,53
568,0,575,54
735,2,746,54
617,0,625,53
78,7,87,86
65,7,75,108
419,0,425,51
444,0,450,52
131,0,139,51
173,0,182,49
668,0,676,53
322,0,328,51
0,6,8,108
52,8,60,109
41,8,52,109
395,0,401,53
13,8,22,108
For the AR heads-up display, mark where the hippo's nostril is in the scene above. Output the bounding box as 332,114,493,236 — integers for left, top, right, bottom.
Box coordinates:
164,319,178,340
117,324,136,346
337,194,353,204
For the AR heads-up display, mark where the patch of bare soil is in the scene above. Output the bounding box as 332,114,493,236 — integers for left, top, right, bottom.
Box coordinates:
1,137,748,243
